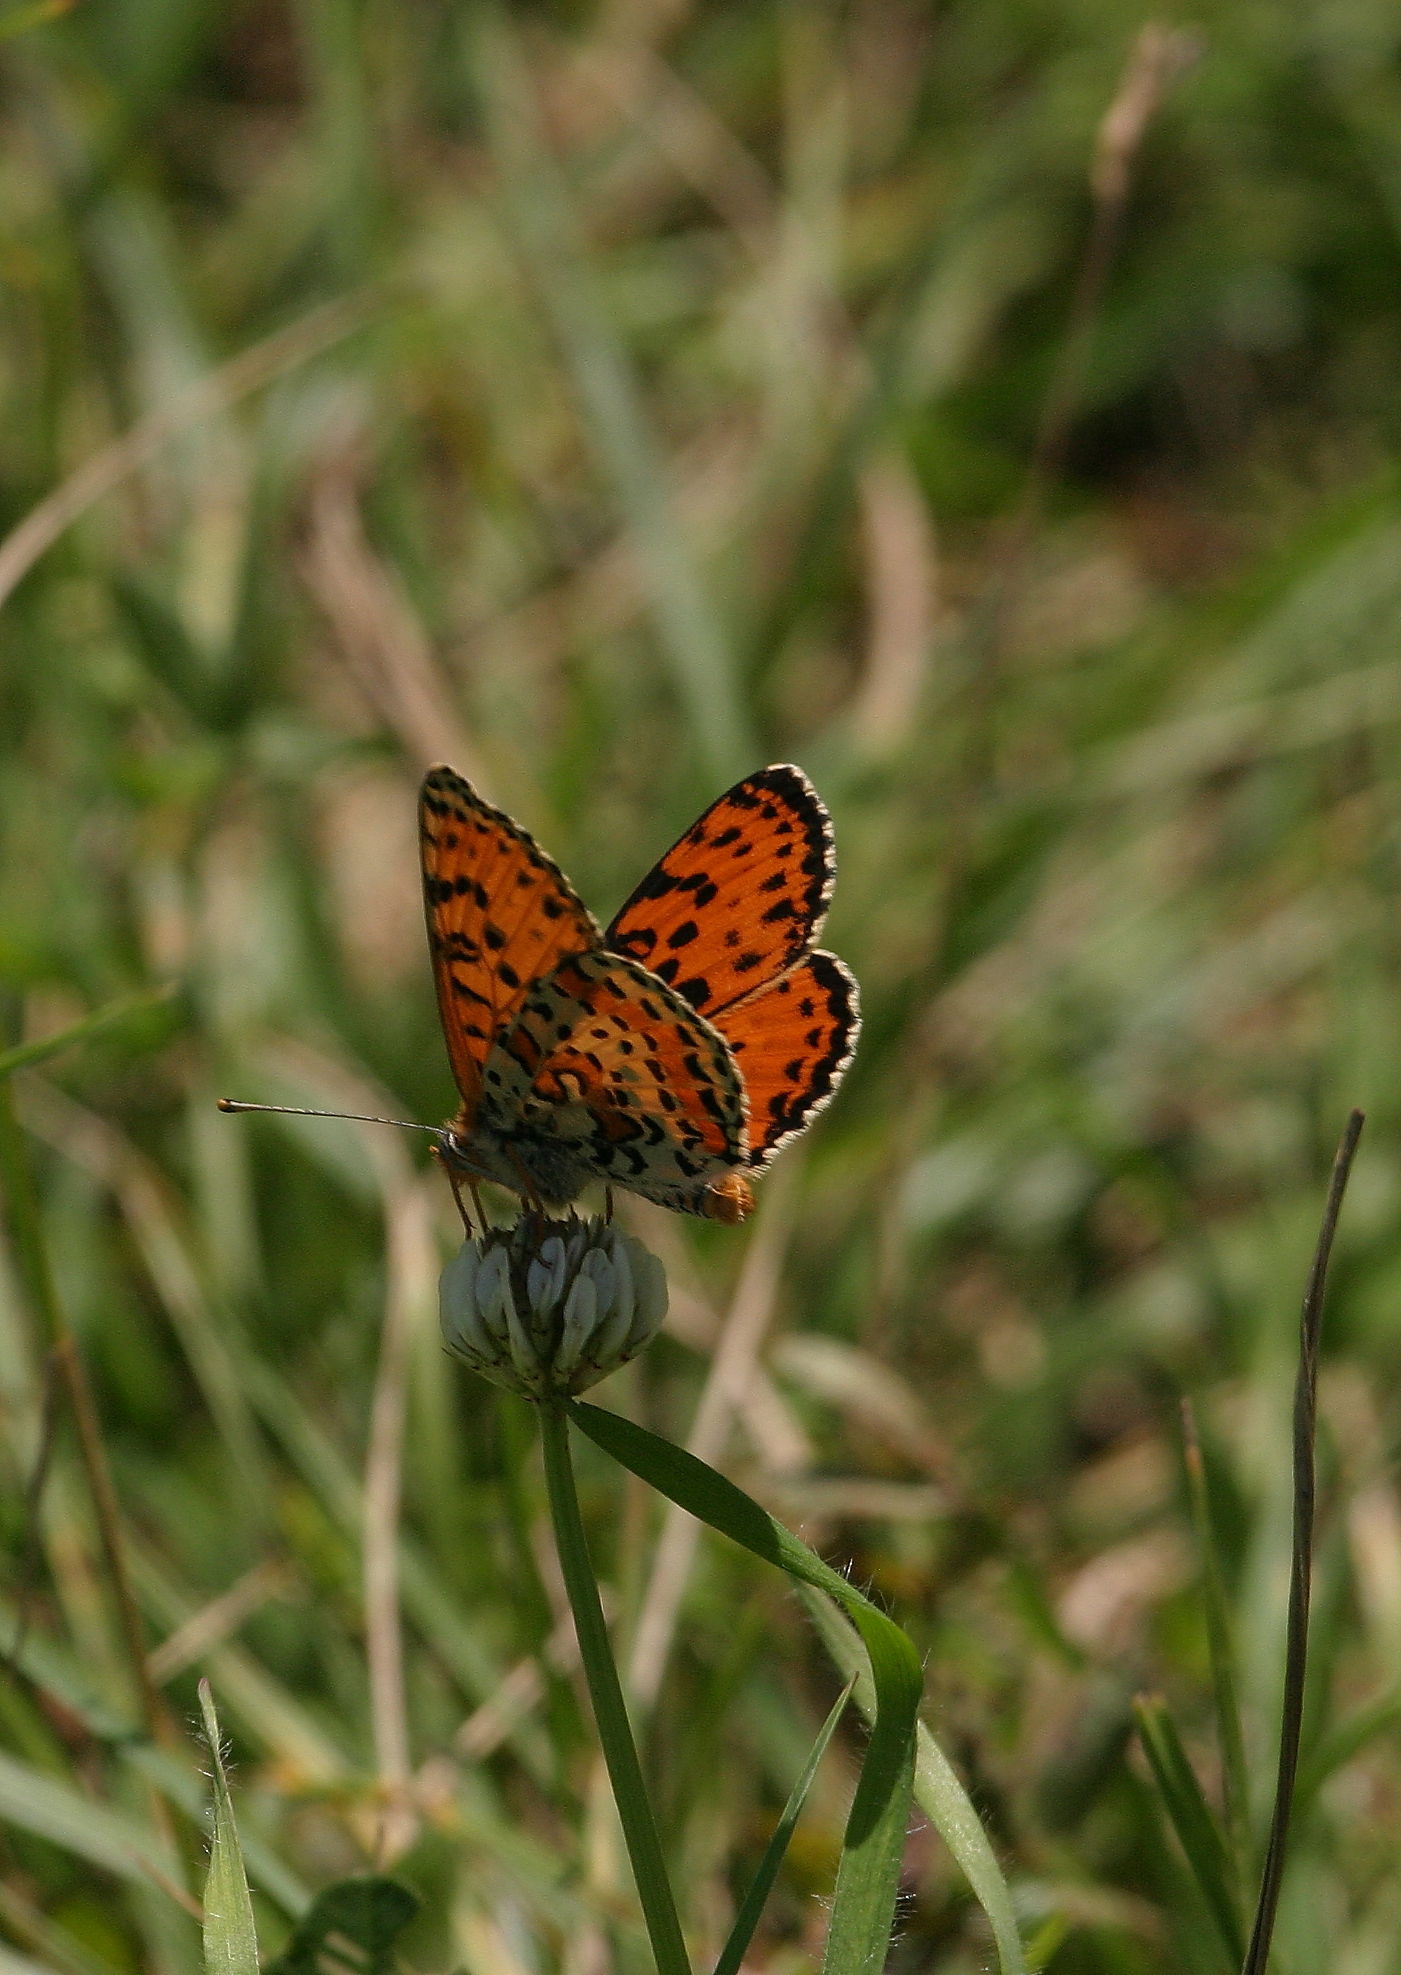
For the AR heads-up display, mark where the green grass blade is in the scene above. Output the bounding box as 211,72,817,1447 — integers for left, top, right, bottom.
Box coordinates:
1294,1685,1401,1816
198,1681,260,1975
802,1587,1027,1975
0,1748,173,1884
468,9,754,787
1242,1110,1363,1975
570,1400,922,1974
1133,1695,1243,1969
821,1706,915,1975
913,1723,1022,1971
0,986,181,1081
713,1675,857,1975
1180,1400,1248,1877
125,1747,310,1924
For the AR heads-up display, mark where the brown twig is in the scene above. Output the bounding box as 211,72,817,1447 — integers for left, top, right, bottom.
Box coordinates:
925,22,1200,1023
299,457,486,780
967,25,1200,724
1022,24,1202,515
0,293,370,613
0,1084,171,1750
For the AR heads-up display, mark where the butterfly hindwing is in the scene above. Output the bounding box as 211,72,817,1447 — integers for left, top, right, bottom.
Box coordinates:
606,765,834,1018
478,949,749,1208
711,951,860,1166
420,766,599,1121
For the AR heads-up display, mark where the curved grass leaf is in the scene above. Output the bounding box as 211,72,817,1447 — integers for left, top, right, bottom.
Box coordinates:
0,985,181,1081
1241,1110,1361,1975
1133,1695,1243,1970
0,1747,173,1884
468,7,755,788
569,1400,922,1975
1294,1684,1401,1817
714,1676,857,1975
801,1586,1027,1975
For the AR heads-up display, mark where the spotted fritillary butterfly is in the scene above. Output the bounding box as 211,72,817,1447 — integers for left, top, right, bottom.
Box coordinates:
420,764,860,1223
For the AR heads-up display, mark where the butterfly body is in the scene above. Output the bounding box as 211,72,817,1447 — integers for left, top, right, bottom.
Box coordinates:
438,946,752,1216
421,763,858,1222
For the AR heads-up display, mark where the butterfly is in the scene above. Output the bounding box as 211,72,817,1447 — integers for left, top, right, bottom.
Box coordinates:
420,763,860,1223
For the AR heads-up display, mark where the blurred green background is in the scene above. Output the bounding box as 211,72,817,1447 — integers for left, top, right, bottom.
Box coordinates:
5,0,1401,1969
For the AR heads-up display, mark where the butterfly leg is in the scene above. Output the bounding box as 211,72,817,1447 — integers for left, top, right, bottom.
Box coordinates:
444,1164,475,1238
604,1185,615,1225
503,1146,547,1219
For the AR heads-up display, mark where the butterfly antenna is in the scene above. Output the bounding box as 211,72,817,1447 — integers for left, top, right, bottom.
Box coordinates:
217,1098,444,1138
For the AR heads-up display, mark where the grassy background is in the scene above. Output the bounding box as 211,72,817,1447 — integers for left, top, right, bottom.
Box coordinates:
5,1,1401,1969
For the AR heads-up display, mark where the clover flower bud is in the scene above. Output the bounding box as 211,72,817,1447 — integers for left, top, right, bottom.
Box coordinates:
439,1215,668,1397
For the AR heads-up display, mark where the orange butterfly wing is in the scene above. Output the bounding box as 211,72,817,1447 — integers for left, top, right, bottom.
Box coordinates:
503,949,746,1167
711,951,859,1165
606,765,834,1016
423,760,856,1219
420,766,599,1124
606,765,860,1171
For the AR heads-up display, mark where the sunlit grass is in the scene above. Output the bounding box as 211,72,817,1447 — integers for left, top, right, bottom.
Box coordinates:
4,1,1401,1969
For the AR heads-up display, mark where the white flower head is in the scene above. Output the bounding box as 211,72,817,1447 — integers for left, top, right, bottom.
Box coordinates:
440,1215,668,1397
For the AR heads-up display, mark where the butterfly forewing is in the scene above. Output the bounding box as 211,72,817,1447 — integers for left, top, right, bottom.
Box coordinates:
606,765,834,1018
420,766,599,1121
712,951,860,1166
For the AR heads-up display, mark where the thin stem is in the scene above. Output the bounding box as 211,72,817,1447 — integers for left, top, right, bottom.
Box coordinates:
0,1083,170,1751
536,1401,692,1975
0,293,369,610
0,1080,185,1882
1241,1108,1363,1975
958,25,1199,781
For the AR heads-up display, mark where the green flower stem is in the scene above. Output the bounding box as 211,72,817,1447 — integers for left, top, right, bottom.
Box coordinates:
537,1401,692,1975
